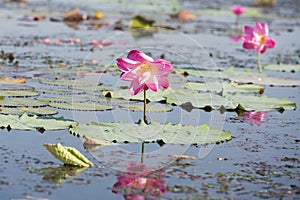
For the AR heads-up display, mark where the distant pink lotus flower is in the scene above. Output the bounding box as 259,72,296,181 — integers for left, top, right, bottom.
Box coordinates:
241,111,267,126
112,163,166,199
116,50,174,95
242,21,276,54
231,5,245,16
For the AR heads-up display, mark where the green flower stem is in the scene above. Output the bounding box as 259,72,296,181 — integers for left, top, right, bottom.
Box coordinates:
143,90,148,124
257,51,262,73
141,142,145,163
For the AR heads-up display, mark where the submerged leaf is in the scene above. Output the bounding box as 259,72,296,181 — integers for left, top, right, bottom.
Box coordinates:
43,143,93,167
70,121,232,145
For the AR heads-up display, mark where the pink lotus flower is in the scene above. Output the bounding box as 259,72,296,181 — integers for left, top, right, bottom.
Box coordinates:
231,5,245,16
242,21,276,53
112,163,166,199
241,111,267,126
116,50,174,95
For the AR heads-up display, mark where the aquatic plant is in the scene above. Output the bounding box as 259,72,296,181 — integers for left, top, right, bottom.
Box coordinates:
116,50,174,123
242,21,276,72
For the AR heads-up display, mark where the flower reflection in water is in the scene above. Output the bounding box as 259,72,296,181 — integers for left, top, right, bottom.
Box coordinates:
112,163,166,200
241,111,267,126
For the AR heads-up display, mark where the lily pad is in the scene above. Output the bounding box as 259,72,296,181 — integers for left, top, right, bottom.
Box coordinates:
165,89,238,110
69,121,232,145
0,113,77,130
0,98,48,107
0,107,58,115
0,84,34,90
230,75,300,87
174,67,266,79
225,94,297,111
39,79,100,87
43,143,93,167
0,90,39,97
119,104,173,112
103,88,167,102
184,81,264,94
264,64,300,72
49,102,114,111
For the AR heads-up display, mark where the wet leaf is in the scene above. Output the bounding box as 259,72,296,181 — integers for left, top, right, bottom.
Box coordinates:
176,9,196,21
43,143,93,167
0,107,58,115
264,64,300,72
225,94,297,111
119,104,173,112
0,77,26,83
70,121,232,145
129,15,154,29
230,75,300,87
184,81,264,94
49,102,114,111
0,113,77,130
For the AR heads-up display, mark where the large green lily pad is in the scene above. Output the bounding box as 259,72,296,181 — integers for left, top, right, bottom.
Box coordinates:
230,75,300,87
49,102,114,111
0,107,58,115
165,89,238,110
184,81,264,94
69,121,232,145
264,64,300,72
0,113,77,130
225,94,297,111
119,104,173,112
0,90,39,97
0,98,48,107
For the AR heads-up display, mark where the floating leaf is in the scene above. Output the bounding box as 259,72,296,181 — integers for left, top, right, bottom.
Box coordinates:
43,143,93,167
0,77,26,83
129,15,154,29
0,113,77,130
103,88,167,102
184,81,264,94
174,67,267,79
0,84,34,90
49,102,114,111
0,90,39,97
264,64,300,72
0,98,48,107
70,121,232,145
0,107,58,116
119,104,173,112
230,75,300,87
39,79,100,87
225,94,297,111
165,89,238,110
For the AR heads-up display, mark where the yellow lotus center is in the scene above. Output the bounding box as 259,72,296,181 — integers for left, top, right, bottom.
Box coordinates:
258,34,267,45
138,62,153,75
